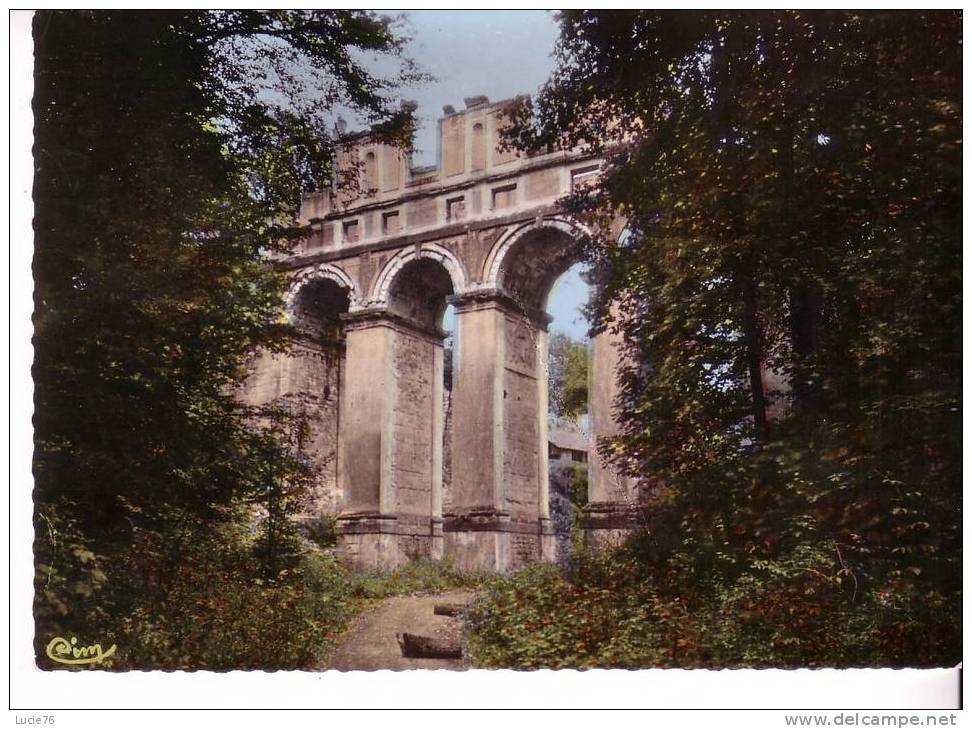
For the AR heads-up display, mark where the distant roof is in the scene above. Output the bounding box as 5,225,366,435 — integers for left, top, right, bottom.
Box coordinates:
549,429,591,452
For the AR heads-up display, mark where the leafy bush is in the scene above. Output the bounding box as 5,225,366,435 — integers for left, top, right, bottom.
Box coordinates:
478,9,961,672
34,506,359,672
33,502,111,664
466,563,628,669
549,461,591,568
302,514,339,550
31,8,419,672
113,549,356,671
466,531,962,670
569,463,589,509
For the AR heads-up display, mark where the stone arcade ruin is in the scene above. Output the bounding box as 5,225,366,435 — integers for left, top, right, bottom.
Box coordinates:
242,96,639,572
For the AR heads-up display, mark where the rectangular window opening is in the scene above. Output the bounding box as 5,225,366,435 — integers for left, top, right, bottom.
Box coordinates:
491,184,517,211
446,196,466,221
571,166,600,192
382,210,401,236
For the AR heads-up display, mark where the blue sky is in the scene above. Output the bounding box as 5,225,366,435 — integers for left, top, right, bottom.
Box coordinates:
388,11,590,340
444,264,590,341
546,266,591,340
387,10,561,165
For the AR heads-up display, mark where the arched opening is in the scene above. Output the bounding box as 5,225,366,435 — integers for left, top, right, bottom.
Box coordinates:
442,303,457,390
545,264,593,565
273,276,353,519
441,302,457,523
489,222,595,566
291,277,351,351
495,225,582,313
387,257,455,330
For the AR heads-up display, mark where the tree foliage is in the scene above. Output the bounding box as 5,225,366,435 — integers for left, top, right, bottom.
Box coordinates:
32,10,417,667
547,331,590,420
562,338,591,419
492,10,961,666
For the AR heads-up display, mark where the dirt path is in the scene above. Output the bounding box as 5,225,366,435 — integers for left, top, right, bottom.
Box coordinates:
320,589,477,671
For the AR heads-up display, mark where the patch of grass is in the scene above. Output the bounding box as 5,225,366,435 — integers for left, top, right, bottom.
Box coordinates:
350,557,489,601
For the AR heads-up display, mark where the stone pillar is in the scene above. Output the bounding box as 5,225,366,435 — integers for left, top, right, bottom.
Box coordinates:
430,341,445,560
587,323,640,548
444,291,554,572
336,310,445,568
240,341,344,516
535,328,557,562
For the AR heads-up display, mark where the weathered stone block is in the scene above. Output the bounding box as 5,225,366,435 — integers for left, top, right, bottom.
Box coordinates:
525,168,562,200
406,197,438,229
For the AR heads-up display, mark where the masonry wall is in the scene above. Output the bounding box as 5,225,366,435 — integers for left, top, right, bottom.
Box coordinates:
392,331,434,520
241,343,344,515
268,97,630,571
503,314,540,519
502,313,542,569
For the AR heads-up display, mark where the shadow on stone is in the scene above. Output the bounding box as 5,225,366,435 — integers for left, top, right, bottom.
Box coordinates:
396,632,462,659
432,603,465,617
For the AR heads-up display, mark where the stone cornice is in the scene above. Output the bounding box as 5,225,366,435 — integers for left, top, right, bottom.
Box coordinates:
448,288,552,331
341,307,449,343
442,509,554,535
273,206,564,272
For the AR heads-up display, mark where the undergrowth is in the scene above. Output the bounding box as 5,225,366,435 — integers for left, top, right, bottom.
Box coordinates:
464,539,962,670
349,557,489,602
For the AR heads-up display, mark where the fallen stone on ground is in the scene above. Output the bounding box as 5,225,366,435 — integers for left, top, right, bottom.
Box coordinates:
432,602,466,617
397,631,462,658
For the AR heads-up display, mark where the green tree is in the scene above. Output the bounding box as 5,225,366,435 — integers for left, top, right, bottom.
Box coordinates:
561,338,591,419
32,10,418,665
501,10,961,666
548,332,590,419
546,331,569,416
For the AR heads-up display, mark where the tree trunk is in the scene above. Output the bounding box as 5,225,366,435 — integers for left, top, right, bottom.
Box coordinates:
780,115,820,415
788,281,819,413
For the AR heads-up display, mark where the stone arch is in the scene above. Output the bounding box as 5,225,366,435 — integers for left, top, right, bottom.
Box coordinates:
385,258,457,331
370,243,469,309
244,264,359,520
483,216,592,311
478,214,635,565
285,262,362,319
